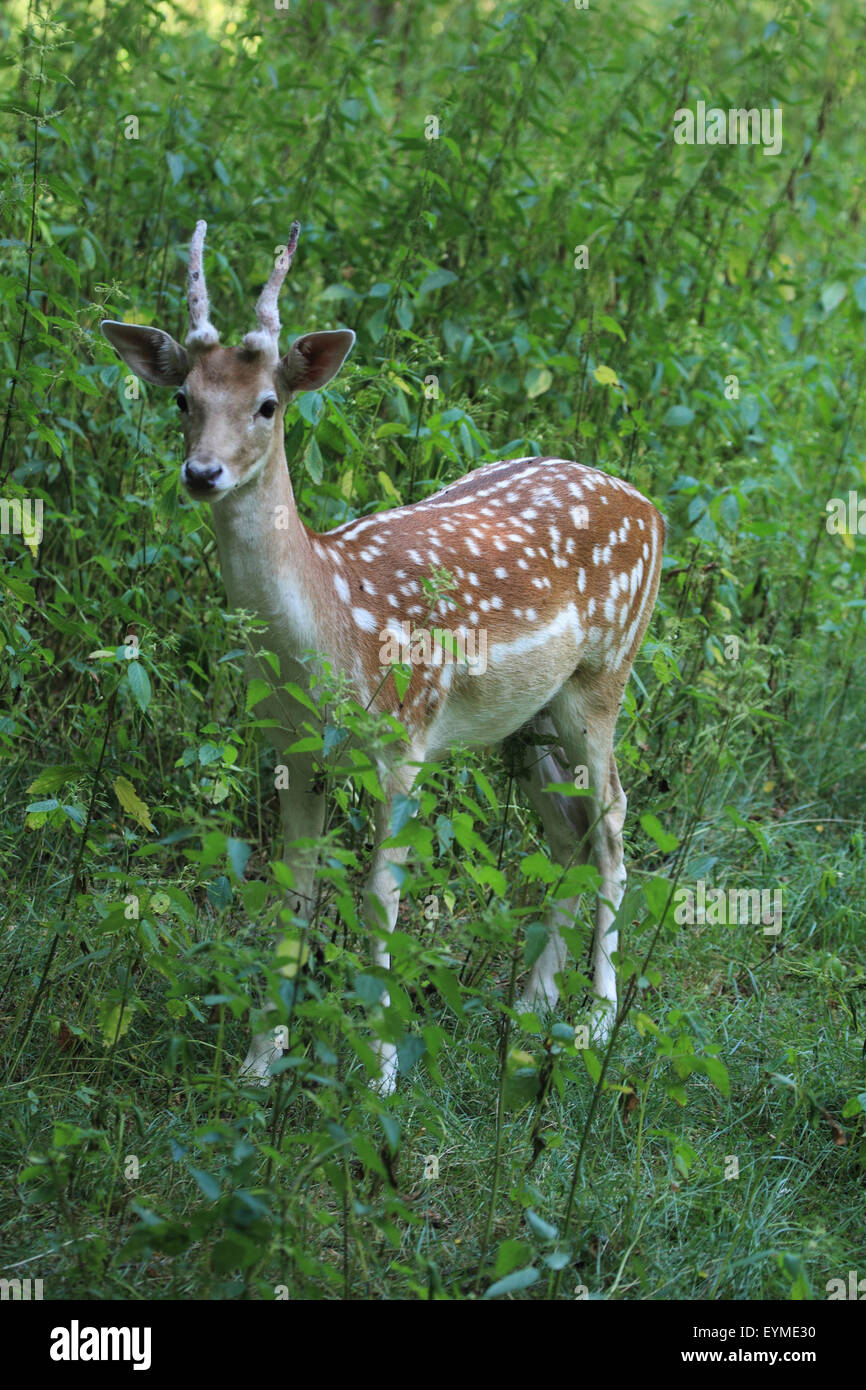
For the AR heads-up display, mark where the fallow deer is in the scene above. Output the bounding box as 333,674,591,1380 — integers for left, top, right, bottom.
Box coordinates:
101,221,664,1094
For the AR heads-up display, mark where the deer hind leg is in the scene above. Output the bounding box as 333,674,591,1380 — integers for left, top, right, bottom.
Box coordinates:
546,675,629,1044
240,764,325,1085
363,760,419,1096
513,716,591,1013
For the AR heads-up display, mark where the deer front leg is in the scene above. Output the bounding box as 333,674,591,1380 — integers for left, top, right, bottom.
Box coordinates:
363,794,412,1097
240,765,325,1084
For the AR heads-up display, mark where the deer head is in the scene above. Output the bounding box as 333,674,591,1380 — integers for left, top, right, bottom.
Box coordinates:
101,221,355,500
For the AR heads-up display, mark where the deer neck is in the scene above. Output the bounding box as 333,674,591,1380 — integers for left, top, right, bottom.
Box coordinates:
208,432,325,668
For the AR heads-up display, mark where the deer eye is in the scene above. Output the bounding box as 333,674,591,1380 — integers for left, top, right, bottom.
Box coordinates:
258,398,277,419
175,393,188,413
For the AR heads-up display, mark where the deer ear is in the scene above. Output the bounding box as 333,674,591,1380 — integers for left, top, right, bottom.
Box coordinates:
277,330,355,394
101,321,189,387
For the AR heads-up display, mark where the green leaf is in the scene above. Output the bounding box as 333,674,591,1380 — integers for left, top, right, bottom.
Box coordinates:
189,1166,220,1201
599,314,626,342
820,281,846,314
242,880,268,916
494,1239,531,1278
320,283,359,302
98,1000,135,1047
297,391,324,426
390,795,419,835
396,1033,426,1073
523,922,549,968
643,876,673,924
113,776,155,832
640,813,678,852
276,936,310,978
526,1209,558,1242
126,661,151,714
593,363,619,387
417,268,458,298
385,818,433,854
472,769,499,811
466,863,507,896
281,681,319,715
246,679,273,711
519,851,559,883
305,434,323,483
430,967,465,1018
390,663,412,701
1,574,38,605
451,811,494,861
663,405,694,427
652,649,675,684
695,1055,730,1097
284,418,306,467
368,308,387,342
484,1266,539,1299
288,734,324,755
582,1048,602,1083
197,742,223,766
542,1249,571,1271
27,764,80,795
227,838,252,882
526,366,553,397
378,468,402,503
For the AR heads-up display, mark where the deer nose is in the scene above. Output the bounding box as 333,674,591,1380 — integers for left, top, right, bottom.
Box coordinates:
182,457,225,491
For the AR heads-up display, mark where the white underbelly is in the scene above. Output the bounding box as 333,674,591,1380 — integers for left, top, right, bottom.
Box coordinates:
425,621,585,756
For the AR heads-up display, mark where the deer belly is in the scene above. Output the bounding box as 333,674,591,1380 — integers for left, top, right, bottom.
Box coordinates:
426,620,585,754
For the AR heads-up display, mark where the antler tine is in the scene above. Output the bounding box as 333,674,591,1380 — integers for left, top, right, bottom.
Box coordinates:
186,220,220,349
243,220,301,357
